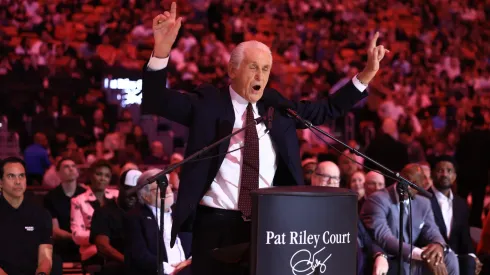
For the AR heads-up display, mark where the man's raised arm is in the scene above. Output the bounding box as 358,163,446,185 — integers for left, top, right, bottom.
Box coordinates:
295,32,390,125
141,2,196,126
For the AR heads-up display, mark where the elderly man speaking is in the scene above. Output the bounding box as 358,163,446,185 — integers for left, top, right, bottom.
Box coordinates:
141,2,389,274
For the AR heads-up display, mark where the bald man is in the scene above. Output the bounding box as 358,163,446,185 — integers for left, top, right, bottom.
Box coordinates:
361,164,458,275
311,161,341,187
365,171,385,197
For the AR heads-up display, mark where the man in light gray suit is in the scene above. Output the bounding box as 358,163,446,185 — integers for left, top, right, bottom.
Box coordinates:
361,164,459,275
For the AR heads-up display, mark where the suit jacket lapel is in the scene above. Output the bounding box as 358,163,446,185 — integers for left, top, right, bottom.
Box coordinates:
388,186,401,238
140,205,168,261
428,188,449,242
216,86,235,167
450,197,462,241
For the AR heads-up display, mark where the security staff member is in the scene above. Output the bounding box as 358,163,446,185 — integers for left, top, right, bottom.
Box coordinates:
0,157,53,275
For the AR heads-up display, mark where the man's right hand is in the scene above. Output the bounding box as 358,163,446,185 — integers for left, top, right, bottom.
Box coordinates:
426,260,448,275
153,2,182,58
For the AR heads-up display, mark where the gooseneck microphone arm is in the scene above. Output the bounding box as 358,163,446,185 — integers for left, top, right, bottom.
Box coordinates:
283,107,431,198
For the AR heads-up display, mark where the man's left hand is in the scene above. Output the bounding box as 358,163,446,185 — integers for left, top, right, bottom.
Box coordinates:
475,257,483,275
358,31,390,84
171,259,192,275
421,243,445,265
373,255,389,275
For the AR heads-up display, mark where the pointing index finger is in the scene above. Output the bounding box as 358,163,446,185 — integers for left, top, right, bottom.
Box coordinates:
170,2,177,20
369,31,379,50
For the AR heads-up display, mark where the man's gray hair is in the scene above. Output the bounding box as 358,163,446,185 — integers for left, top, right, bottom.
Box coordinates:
229,40,272,70
136,168,163,204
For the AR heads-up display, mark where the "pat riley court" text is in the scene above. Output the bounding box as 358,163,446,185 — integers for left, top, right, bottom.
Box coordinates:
265,230,351,249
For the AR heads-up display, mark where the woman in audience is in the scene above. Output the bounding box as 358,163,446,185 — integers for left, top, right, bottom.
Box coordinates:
349,171,366,213
71,159,118,267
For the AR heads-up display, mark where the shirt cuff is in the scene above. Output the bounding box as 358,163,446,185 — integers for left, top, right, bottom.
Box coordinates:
352,75,368,92
411,247,424,261
468,253,477,259
163,261,175,274
147,53,169,71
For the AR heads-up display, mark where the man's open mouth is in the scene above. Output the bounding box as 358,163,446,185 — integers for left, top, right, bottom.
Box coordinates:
252,85,261,91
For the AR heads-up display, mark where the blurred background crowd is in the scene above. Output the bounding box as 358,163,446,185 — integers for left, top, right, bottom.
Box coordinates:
1,0,490,273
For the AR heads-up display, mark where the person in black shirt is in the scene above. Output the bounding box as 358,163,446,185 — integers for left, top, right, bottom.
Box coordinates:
90,169,142,275
44,157,86,262
0,157,53,275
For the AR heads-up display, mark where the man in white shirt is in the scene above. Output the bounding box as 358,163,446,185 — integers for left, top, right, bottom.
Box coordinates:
124,169,192,275
428,156,483,275
143,2,389,274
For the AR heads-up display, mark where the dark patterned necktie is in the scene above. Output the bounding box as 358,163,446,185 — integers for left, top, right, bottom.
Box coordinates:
238,103,260,218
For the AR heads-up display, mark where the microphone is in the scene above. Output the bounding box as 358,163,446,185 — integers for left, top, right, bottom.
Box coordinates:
267,106,274,130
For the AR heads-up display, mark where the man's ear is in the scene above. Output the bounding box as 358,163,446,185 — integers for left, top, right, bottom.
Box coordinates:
228,64,236,79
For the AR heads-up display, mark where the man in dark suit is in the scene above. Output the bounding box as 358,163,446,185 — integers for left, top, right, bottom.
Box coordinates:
428,155,483,275
143,2,389,274
124,169,192,275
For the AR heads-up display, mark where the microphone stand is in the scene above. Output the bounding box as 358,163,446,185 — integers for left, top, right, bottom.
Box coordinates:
285,109,432,275
125,116,266,275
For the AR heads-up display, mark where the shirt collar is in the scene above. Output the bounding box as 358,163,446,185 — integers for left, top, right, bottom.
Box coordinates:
85,188,118,201
432,186,453,201
229,85,258,116
146,204,171,217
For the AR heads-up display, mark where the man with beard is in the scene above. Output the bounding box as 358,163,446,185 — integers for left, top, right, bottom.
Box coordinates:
89,169,142,275
428,155,482,275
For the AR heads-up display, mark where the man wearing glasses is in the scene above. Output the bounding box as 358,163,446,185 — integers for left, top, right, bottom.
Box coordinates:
311,161,341,187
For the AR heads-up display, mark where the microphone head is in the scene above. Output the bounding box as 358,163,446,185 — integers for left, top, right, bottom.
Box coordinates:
260,91,295,113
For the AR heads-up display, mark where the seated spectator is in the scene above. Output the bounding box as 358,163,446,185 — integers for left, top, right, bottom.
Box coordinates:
24,132,51,185
144,141,169,165
364,171,386,197
349,171,366,212
428,155,482,275
361,164,458,275
301,158,317,186
0,157,53,275
44,157,86,263
365,118,409,185
71,159,118,266
90,169,142,275
418,161,433,190
338,152,360,188
311,161,341,188
124,169,192,275
350,170,366,200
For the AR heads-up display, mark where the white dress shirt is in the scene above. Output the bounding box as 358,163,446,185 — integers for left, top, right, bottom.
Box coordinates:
147,55,367,210
432,187,454,238
147,205,187,274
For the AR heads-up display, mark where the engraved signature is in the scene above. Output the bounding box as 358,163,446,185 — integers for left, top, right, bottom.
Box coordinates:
289,247,332,275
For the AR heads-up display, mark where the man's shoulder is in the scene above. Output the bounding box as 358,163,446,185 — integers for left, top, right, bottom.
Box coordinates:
22,200,52,221
126,204,149,220
189,83,221,98
369,188,391,202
